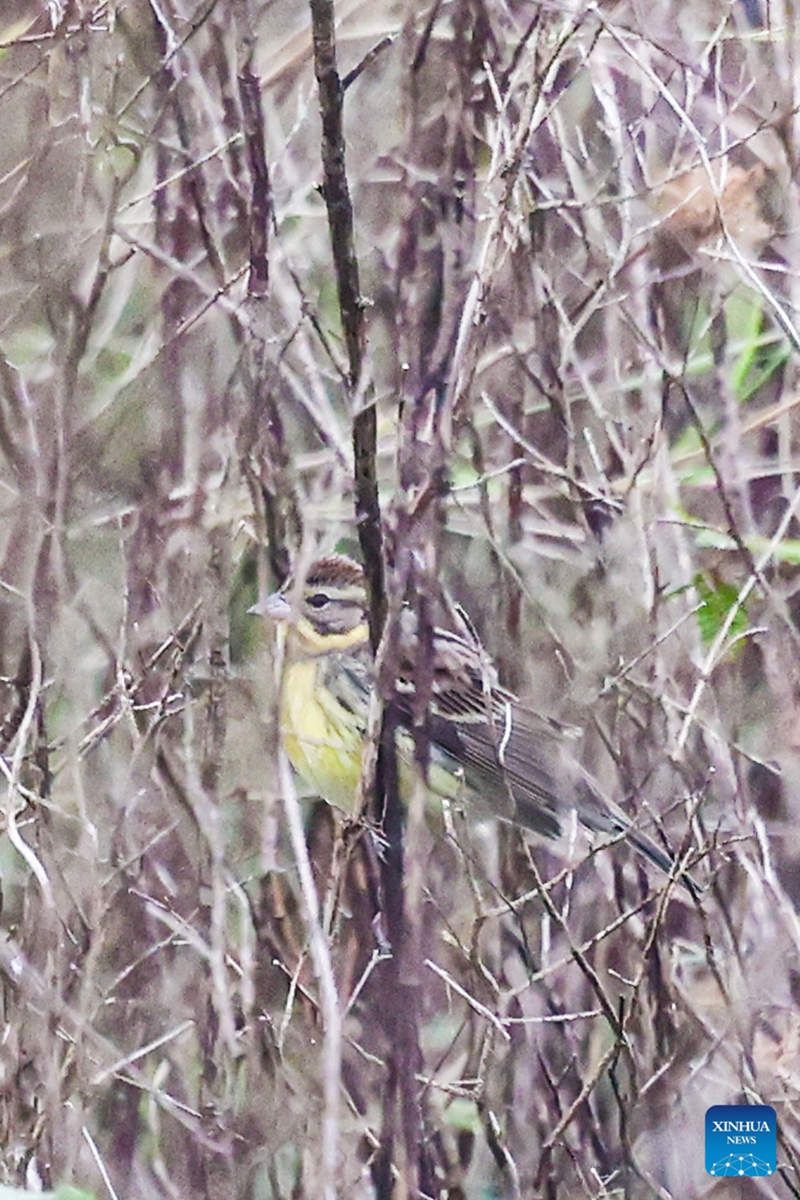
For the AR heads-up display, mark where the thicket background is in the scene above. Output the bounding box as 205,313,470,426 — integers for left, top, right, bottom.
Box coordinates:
0,0,799,1197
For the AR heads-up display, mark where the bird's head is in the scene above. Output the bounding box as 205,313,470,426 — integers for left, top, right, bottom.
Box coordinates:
249,553,370,656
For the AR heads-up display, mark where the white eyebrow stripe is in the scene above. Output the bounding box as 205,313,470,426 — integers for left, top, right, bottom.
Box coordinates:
498,699,512,765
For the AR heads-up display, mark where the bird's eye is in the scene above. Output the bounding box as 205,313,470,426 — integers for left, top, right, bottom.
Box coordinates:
306,593,329,609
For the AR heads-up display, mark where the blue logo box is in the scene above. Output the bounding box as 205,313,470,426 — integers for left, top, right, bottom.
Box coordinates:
705,1105,776,1176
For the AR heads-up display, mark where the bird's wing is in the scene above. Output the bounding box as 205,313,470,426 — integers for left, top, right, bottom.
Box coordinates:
395,621,677,873
390,620,565,837
324,615,679,879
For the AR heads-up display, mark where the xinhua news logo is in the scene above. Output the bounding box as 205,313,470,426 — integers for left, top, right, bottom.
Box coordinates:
705,1105,777,1176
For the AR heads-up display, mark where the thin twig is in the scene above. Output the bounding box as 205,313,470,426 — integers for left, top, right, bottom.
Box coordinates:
308,0,385,641
279,749,342,1200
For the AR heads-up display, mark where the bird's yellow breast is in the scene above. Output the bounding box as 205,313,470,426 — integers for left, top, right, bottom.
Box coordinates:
279,653,467,818
280,659,364,813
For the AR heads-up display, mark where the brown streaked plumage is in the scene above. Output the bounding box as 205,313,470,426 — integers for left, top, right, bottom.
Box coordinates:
250,554,696,891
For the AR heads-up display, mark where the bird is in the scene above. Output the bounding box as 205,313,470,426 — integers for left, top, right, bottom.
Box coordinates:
249,552,693,890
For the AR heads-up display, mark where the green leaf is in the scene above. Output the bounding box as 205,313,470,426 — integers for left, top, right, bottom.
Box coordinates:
693,572,748,651
735,334,790,402
725,285,790,402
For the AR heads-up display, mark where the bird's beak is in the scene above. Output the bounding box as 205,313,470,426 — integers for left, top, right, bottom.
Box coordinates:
248,591,292,621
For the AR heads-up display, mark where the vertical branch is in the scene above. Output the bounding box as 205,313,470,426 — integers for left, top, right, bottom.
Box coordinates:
308,5,437,1194
238,57,272,300
279,751,342,1200
236,12,298,581
308,0,385,642
238,13,344,1195
309,0,362,386
447,17,583,416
